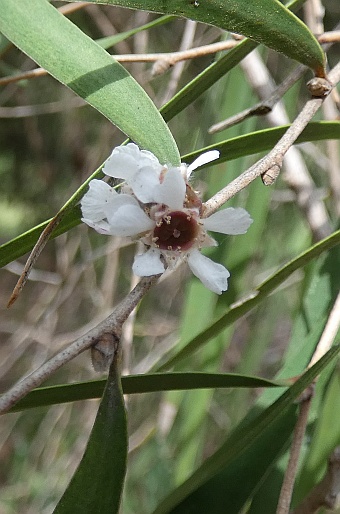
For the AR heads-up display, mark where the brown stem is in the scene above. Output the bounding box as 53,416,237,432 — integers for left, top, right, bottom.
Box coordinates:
208,65,307,133
277,289,340,513
0,275,159,415
0,40,238,87
276,388,314,514
293,447,340,513
203,60,340,217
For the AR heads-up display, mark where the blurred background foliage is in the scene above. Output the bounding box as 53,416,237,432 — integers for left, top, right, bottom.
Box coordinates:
0,1,340,513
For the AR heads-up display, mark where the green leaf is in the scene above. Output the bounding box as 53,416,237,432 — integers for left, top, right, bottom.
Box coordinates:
245,243,340,512
1,121,339,269
183,122,340,168
7,373,282,413
54,356,127,514
97,14,175,49
152,345,340,513
167,406,297,514
0,206,81,268
0,0,180,166
161,38,258,123
72,0,325,75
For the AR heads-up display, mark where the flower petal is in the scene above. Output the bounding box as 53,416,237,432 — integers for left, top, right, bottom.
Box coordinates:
81,179,118,222
152,167,186,209
107,203,155,236
129,165,162,203
101,192,139,215
187,150,220,177
103,143,162,181
132,248,165,276
187,249,230,294
81,218,112,235
203,207,253,235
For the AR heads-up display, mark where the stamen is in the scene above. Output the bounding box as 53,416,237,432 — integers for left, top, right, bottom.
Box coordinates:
153,210,199,251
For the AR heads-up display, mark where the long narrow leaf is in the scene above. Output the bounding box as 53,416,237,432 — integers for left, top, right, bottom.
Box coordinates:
169,406,297,514
54,356,127,514
68,0,325,75
183,121,340,168
152,345,340,513
173,241,340,513
7,373,282,413
161,39,258,122
0,0,179,165
97,15,175,49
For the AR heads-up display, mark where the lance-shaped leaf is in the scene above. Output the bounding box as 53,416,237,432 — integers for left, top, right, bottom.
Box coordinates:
72,0,326,76
54,355,127,514
152,345,340,513
0,0,180,166
7,373,283,413
164,406,297,514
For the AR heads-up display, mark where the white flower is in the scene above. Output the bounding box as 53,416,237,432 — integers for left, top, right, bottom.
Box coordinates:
81,143,253,294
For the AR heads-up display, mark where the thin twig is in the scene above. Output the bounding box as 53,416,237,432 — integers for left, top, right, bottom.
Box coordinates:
159,19,197,103
277,291,340,512
7,213,64,308
276,387,314,514
237,49,331,240
113,41,239,64
319,30,340,43
208,29,339,134
0,97,86,118
0,40,238,88
203,60,340,217
58,2,91,16
303,0,325,36
208,65,307,133
0,275,159,415
293,447,340,513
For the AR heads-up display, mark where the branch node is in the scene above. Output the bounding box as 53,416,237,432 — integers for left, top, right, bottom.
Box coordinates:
91,331,121,372
262,164,281,185
151,59,172,76
293,446,340,513
296,383,315,403
307,77,332,98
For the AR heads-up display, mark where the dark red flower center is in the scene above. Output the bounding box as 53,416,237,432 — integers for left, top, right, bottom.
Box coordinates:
153,211,199,251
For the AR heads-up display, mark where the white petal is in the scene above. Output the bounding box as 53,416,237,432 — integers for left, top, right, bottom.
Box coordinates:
103,143,141,181
102,192,139,216
81,180,118,222
81,218,112,235
203,208,253,235
187,249,230,294
140,148,163,166
152,167,186,209
107,204,155,236
103,143,162,181
132,248,165,276
129,166,161,203
187,150,220,177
